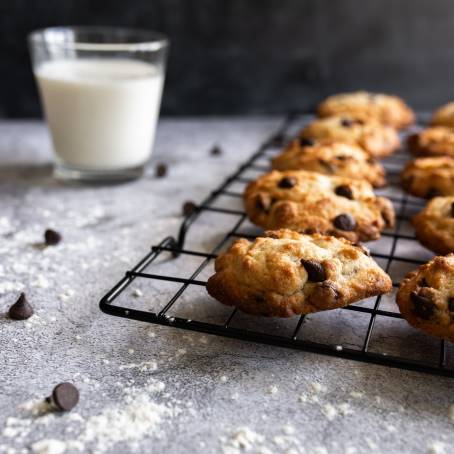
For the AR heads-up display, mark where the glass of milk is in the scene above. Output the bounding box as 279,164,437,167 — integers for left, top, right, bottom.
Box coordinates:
29,27,168,182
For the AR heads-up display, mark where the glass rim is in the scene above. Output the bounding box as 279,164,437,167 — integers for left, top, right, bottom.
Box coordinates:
28,26,169,52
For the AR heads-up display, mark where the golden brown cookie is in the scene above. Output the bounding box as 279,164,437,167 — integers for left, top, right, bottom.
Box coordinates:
396,255,454,341
400,157,454,198
271,139,386,187
408,126,454,157
412,197,454,255
300,116,400,158
430,102,454,128
244,170,395,242
317,91,415,129
207,229,392,317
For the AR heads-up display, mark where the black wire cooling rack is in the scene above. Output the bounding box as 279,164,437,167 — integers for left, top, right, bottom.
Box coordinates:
100,113,454,378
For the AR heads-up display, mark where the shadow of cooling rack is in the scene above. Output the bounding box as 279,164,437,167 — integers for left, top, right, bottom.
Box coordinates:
100,113,454,378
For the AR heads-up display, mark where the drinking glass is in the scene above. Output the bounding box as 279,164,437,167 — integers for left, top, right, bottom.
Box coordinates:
29,27,168,182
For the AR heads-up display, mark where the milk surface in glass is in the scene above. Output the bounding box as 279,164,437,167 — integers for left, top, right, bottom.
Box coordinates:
36,58,164,170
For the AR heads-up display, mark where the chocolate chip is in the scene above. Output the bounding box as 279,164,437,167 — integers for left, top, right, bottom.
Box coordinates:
182,201,197,216
335,185,353,200
255,193,271,211
210,145,222,156
426,187,440,199
44,229,62,246
278,176,297,189
336,155,348,161
155,163,167,178
341,118,354,127
410,291,434,319
304,228,317,234
49,383,79,411
299,137,314,147
333,213,356,231
318,281,339,300
8,293,34,320
301,259,326,282
451,202,454,217
449,297,454,312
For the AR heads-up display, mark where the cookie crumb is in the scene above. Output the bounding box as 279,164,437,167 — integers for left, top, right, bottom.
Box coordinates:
31,439,66,454
220,375,228,383
132,289,143,297
322,403,338,421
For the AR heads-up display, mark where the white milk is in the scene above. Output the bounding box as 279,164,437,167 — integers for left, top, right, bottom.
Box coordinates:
35,59,164,170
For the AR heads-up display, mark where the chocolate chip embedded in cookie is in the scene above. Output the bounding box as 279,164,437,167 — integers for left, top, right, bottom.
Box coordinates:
244,170,395,243
430,102,454,128
396,254,454,341
271,140,387,188
408,126,454,158
400,157,454,198
412,196,454,255
317,91,415,129
300,116,400,158
207,229,392,317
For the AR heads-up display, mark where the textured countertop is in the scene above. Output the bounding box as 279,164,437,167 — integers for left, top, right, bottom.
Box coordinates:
1,118,454,454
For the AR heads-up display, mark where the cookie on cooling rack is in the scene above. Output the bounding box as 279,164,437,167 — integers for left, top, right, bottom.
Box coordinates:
430,102,454,128
412,197,454,255
396,254,454,341
408,126,454,157
244,170,395,243
400,157,454,198
317,91,415,130
206,229,392,317
300,116,400,158
271,139,387,188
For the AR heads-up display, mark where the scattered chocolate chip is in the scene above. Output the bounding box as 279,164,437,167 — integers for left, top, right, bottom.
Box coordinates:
426,187,440,199
48,383,79,411
410,291,434,319
304,228,317,234
44,229,62,246
155,163,167,178
182,201,197,217
301,259,326,282
8,293,34,320
366,157,376,164
336,155,348,161
449,297,454,312
340,118,353,127
333,213,356,231
278,176,297,189
451,202,454,217
299,137,314,147
255,193,271,212
335,185,353,200
210,145,222,156
269,133,286,147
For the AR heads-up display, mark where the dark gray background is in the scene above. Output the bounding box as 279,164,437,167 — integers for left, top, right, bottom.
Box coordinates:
2,0,454,117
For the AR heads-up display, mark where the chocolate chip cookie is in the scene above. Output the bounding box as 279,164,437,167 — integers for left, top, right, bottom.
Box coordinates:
400,157,454,198
396,254,454,341
207,229,393,317
430,102,454,128
271,139,386,187
317,91,415,129
300,116,401,158
408,126,454,157
412,196,454,255
244,170,395,242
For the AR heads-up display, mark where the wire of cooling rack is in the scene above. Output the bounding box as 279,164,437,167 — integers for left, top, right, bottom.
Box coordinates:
100,114,452,378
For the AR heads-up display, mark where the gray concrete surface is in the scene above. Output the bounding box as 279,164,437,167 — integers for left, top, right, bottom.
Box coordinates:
1,118,454,454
